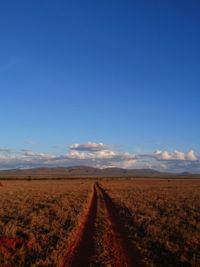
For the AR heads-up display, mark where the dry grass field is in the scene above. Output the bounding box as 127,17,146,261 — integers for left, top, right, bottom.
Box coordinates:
0,179,200,266
0,180,92,266
102,179,200,267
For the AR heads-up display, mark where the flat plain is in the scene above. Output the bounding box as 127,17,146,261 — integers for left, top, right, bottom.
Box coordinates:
101,179,200,267
0,179,200,266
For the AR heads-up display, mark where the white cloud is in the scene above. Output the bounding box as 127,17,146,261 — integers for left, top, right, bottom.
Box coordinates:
154,149,197,161
67,142,136,167
185,150,197,161
70,142,108,152
0,144,199,172
118,159,137,169
0,143,137,170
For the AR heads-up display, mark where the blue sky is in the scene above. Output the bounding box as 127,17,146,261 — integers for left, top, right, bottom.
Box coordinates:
0,1,200,171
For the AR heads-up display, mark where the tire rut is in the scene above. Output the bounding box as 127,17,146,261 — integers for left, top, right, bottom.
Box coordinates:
59,184,97,267
60,183,145,267
96,183,144,267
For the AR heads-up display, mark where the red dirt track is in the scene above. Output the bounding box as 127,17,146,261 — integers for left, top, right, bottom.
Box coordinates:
60,183,144,267
59,184,97,267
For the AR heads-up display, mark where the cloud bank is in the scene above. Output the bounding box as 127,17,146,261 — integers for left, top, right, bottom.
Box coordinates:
154,150,197,161
0,142,199,172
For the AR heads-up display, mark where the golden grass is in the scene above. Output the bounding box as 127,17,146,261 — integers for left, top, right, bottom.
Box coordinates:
101,179,200,267
1,179,200,266
0,180,92,266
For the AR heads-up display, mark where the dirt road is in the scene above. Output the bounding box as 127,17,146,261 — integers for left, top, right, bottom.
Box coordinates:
59,183,144,267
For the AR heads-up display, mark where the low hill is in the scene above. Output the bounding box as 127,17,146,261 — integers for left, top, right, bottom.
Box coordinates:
0,166,199,179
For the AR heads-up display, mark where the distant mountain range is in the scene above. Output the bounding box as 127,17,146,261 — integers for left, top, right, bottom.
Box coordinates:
0,166,199,179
